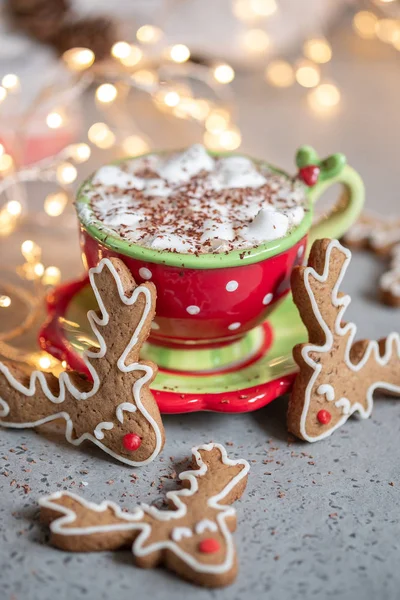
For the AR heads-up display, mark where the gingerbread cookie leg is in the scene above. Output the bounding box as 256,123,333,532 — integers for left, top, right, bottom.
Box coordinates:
288,238,400,442
380,244,400,307
39,443,250,588
0,257,165,466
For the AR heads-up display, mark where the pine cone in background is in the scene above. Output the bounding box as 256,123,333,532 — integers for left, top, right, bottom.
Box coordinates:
8,0,69,43
53,17,118,62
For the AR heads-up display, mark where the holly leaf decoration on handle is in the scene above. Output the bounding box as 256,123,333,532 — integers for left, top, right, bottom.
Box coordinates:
296,145,347,186
39,443,250,588
287,238,400,442
295,146,365,244
0,257,165,466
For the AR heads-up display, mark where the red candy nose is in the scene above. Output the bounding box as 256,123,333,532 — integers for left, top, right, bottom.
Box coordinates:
198,538,220,554
123,433,142,451
317,409,332,425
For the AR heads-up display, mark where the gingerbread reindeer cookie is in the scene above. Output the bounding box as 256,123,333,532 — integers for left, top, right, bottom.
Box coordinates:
287,239,400,442
39,443,250,587
0,257,165,465
342,211,400,255
342,212,400,307
380,244,400,307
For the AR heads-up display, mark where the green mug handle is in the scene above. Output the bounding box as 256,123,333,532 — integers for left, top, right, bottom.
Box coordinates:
296,146,365,245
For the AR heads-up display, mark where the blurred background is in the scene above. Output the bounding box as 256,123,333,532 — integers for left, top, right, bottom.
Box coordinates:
0,0,399,369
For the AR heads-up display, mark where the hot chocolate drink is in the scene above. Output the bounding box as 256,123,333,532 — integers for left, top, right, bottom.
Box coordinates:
79,144,307,254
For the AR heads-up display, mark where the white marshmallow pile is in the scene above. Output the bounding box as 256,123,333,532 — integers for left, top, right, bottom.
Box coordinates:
86,144,306,254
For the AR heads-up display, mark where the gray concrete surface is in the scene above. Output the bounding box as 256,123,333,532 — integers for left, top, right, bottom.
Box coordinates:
1,18,400,600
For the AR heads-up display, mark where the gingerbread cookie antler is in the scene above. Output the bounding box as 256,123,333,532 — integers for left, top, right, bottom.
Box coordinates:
288,239,400,442
39,443,250,587
0,258,165,465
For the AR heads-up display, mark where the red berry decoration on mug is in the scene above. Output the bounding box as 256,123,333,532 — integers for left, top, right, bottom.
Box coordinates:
296,146,347,187
39,443,250,588
287,238,400,442
0,257,165,466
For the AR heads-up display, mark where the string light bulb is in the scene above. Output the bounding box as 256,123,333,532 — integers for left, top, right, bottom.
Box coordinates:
136,25,163,44
88,123,115,149
44,192,68,217
0,206,18,236
62,47,95,71
213,63,235,84
219,127,242,151
122,135,150,156
375,19,400,44
0,295,11,308
241,28,271,53
96,83,118,103
21,240,40,262
38,355,52,369
163,91,180,107
67,143,91,163
46,111,64,129
33,263,45,277
43,266,61,286
353,12,378,39
168,44,191,63
0,154,14,174
308,83,341,112
233,0,254,22
56,162,77,185
249,0,277,17
1,74,20,92
190,99,211,120
303,38,332,64
111,42,142,66
121,45,143,67
6,201,22,216
265,60,294,87
205,109,230,134
295,60,320,88
111,41,132,59
131,70,158,87
203,131,223,151
88,122,116,149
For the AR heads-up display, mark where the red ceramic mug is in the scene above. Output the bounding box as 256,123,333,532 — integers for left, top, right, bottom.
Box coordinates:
76,149,364,372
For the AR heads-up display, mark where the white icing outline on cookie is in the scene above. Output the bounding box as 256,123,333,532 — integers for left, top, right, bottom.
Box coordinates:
195,518,219,535
0,258,163,466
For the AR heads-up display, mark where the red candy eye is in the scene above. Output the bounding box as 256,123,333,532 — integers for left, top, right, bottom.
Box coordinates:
198,538,220,554
123,433,142,451
317,409,331,425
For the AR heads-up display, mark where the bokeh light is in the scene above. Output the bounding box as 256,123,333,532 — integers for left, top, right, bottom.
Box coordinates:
213,64,235,84
295,60,320,88
303,38,332,64
265,60,295,87
62,47,95,71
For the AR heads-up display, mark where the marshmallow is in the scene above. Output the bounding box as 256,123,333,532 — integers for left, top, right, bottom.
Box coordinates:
242,208,289,243
212,156,267,190
93,166,144,190
150,233,193,253
157,144,214,183
200,218,235,243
